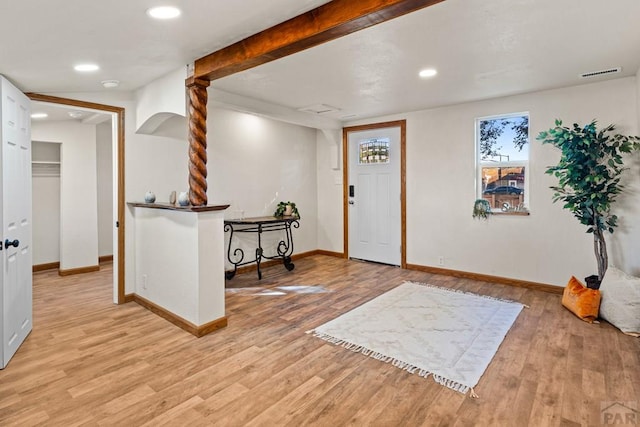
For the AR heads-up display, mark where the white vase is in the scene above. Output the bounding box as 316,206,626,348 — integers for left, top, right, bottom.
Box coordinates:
284,205,293,216
177,191,189,206
144,191,156,203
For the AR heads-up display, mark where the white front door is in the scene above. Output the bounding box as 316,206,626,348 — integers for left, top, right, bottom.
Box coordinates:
347,125,401,266
1,76,32,369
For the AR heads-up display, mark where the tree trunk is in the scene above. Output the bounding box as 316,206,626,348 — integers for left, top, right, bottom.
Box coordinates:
593,219,608,282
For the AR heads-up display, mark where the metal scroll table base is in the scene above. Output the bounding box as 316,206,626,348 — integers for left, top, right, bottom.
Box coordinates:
224,216,299,280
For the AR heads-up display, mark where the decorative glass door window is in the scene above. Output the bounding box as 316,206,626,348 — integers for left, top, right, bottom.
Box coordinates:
358,137,390,164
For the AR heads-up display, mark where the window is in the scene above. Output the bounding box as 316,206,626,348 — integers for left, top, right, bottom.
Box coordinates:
359,137,390,164
476,113,529,213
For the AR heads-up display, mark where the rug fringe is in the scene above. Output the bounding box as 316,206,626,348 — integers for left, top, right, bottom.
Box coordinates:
308,330,476,396
403,281,526,308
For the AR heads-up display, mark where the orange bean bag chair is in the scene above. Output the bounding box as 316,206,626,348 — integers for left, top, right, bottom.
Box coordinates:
561,276,601,323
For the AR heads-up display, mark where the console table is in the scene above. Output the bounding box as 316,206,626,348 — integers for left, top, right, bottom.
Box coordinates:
224,216,300,280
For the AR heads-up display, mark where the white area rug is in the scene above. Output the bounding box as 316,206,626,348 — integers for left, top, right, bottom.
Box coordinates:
308,281,524,395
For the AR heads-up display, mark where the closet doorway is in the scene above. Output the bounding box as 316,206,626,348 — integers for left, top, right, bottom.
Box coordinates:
28,94,125,304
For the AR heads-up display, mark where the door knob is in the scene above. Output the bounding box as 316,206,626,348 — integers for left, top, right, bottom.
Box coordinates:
348,200,355,205
4,239,19,249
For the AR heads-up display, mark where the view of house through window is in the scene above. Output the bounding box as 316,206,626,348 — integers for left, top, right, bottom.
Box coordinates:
477,113,529,212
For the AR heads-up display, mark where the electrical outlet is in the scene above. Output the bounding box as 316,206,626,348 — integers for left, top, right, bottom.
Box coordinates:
438,256,445,266
142,274,148,290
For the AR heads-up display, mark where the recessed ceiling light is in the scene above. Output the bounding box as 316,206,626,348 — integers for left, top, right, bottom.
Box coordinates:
68,111,83,119
419,68,438,78
147,6,181,19
74,64,100,72
101,80,120,88
31,113,48,119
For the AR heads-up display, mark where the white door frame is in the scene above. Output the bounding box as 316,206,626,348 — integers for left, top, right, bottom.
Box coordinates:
342,120,406,268
27,94,126,304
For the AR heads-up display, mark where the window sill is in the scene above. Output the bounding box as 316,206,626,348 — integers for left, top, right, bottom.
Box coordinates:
491,211,530,216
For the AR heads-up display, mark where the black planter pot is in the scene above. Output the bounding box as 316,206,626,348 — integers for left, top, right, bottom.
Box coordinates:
585,274,601,290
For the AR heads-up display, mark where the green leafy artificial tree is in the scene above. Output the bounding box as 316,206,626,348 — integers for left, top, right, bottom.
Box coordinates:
537,120,640,283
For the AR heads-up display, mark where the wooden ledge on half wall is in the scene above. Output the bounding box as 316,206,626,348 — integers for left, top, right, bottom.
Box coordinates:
127,202,230,213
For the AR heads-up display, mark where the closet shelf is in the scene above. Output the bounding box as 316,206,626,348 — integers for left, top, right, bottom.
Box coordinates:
32,162,61,177
32,160,61,165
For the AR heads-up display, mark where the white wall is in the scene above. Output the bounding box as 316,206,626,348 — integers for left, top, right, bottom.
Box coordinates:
134,74,320,301
135,82,321,277
46,91,189,296
32,176,60,265
32,140,61,265
206,107,319,262
60,71,639,294
125,111,189,293
316,130,343,253
614,69,640,276
637,68,640,128
53,89,319,290
96,122,113,257
31,121,99,271
134,208,226,325
135,67,187,133
317,77,640,285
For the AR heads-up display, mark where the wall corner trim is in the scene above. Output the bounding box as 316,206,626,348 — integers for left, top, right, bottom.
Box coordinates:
132,294,228,337
58,265,100,276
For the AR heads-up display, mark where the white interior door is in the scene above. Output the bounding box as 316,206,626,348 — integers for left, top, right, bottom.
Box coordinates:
348,126,401,266
1,76,32,369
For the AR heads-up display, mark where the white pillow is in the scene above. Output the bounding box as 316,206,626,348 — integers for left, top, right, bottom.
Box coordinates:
599,266,640,336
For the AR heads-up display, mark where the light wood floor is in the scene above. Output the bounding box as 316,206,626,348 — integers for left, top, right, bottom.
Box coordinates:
1,256,638,426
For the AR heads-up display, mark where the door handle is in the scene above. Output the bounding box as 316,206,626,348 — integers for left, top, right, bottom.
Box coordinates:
4,239,19,249
348,200,355,205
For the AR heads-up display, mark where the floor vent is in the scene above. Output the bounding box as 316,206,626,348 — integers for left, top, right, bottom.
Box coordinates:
579,67,622,79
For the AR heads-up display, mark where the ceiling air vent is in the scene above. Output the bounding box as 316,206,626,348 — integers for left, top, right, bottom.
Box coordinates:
579,67,622,79
298,103,341,115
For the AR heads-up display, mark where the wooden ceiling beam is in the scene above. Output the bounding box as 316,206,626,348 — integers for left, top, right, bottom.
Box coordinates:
194,0,445,81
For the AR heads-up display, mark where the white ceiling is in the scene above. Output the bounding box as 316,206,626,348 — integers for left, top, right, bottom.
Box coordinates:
213,0,640,122
0,0,330,93
2,0,640,124
30,102,112,124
